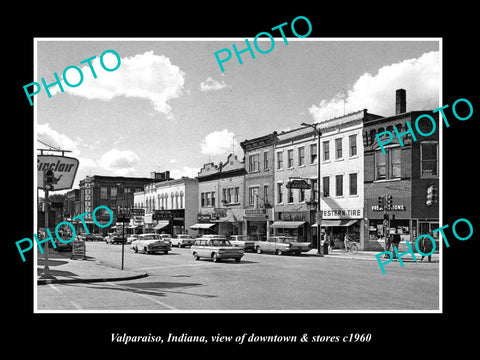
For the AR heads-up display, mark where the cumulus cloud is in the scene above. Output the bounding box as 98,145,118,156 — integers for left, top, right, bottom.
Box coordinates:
308,51,440,122
51,51,186,119
200,77,228,91
37,123,80,154
200,129,241,156
98,149,140,176
170,166,200,179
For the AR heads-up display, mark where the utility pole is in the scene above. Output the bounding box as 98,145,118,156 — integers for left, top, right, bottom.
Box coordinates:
301,122,322,254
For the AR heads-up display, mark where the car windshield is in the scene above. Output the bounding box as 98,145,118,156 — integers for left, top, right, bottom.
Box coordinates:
210,240,231,246
142,235,159,240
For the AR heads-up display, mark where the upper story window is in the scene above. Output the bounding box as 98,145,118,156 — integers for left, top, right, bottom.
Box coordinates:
298,147,305,166
335,138,343,160
277,151,283,170
375,147,401,180
349,134,357,157
287,149,294,168
421,142,438,177
249,153,260,172
310,143,317,164
323,141,330,161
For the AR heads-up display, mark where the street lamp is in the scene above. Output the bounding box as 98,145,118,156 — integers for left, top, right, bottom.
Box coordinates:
301,122,323,254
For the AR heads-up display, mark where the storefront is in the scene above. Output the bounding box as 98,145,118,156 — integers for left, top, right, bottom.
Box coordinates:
272,211,309,242
313,207,364,250
244,208,273,241
190,213,217,236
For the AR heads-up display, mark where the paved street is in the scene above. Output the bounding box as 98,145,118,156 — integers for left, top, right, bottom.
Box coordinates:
37,242,439,311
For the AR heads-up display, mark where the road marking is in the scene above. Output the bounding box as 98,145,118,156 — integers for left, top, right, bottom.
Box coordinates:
48,284,82,310
106,282,178,310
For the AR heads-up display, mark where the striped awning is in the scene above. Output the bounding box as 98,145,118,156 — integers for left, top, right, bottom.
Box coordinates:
190,223,216,230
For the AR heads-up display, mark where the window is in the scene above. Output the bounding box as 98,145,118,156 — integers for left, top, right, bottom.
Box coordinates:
310,143,317,163
323,141,330,161
375,147,402,180
287,188,294,203
349,173,357,195
100,187,108,200
211,191,216,207
287,149,294,168
264,151,269,170
349,134,357,157
299,188,305,202
336,175,343,197
335,138,343,159
298,147,305,166
249,153,260,172
110,187,117,200
249,187,259,205
312,179,318,201
234,187,239,203
277,151,283,169
421,142,438,176
263,185,269,204
322,176,329,197
277,183,283,203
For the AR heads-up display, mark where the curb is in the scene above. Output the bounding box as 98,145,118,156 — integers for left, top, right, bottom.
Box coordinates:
37,271,148,285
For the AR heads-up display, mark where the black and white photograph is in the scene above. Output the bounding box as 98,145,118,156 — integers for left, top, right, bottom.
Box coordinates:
8,6,478,353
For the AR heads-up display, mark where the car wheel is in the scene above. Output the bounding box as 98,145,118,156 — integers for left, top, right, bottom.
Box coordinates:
256,247,262,254
212,253,219,262
276,249,283,256
134,247,138,253
144,247,148,254
235,258,241,263
193,252,200,260
163,250,169,254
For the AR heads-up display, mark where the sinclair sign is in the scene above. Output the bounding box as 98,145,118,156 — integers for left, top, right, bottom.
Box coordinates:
37,155,79,191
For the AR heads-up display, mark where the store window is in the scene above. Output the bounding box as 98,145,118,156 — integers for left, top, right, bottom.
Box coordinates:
421,142,438,177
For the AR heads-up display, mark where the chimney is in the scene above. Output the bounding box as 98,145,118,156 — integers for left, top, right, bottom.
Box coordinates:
395,89,406,114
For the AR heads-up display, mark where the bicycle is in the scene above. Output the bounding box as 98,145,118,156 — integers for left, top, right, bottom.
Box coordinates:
342,240,359,255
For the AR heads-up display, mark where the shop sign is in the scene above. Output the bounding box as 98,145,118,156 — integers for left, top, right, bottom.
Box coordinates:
372,205,406,211
153,210,173,220
213,208,227,218
279,212,307,221
197,214,211,222
37,155,79,191
71,238,86,260
245,209,266,216
286,179,311,189
321,208,363,219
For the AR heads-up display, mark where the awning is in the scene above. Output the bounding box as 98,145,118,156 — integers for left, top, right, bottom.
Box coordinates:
190,223,216,230
312,220,358,227
270,221,306,229
153,221,170,230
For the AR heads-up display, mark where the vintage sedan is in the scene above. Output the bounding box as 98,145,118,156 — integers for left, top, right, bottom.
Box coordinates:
106,234,127,244
170,234,195,248
228,235,256,251
130,234,171,254
191,238,244,262
255,236,311,256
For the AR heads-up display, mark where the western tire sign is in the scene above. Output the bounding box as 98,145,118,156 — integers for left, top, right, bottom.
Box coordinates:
37,155,79,191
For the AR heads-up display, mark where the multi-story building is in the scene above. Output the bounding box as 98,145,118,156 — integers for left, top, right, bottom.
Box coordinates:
78,172,169,233
273,109,381,249
133,176,199,236
363,89,440,251
194,153,246,236
63,189,80,220
240,132,277,240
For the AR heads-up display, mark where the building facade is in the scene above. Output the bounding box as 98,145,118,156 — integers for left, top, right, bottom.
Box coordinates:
133,177,199,236
193,154,246,236
240,132,277,240
273,109,381,249
363,89,440,251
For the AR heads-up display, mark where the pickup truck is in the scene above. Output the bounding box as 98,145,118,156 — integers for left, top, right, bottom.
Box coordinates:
255,236,311,256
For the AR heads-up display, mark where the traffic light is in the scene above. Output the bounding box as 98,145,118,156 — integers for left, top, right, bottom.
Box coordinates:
44,169,54,190
386,195,393,208
426,184,438,206
378,196,384,207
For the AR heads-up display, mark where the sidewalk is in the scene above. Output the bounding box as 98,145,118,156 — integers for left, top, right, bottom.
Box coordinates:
305,248,440,263
37,252,148,285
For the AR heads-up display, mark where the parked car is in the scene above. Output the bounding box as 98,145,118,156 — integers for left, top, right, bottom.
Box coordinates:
229,235,256,251
106,234,127,244
191,238,244,262
201,234,227,239
255,236,311,255
126,234,139,244
170,234,195,248
131,234,171,254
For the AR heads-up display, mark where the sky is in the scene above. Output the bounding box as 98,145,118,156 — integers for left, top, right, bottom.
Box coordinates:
35,38,440,190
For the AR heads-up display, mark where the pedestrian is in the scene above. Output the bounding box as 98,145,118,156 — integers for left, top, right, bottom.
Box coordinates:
418,236,433,262
344,231,350,251
391,231,401,259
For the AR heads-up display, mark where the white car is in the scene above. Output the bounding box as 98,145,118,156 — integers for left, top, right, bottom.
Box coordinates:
131,234,171,254
229,235,256,251
170,234,195,248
